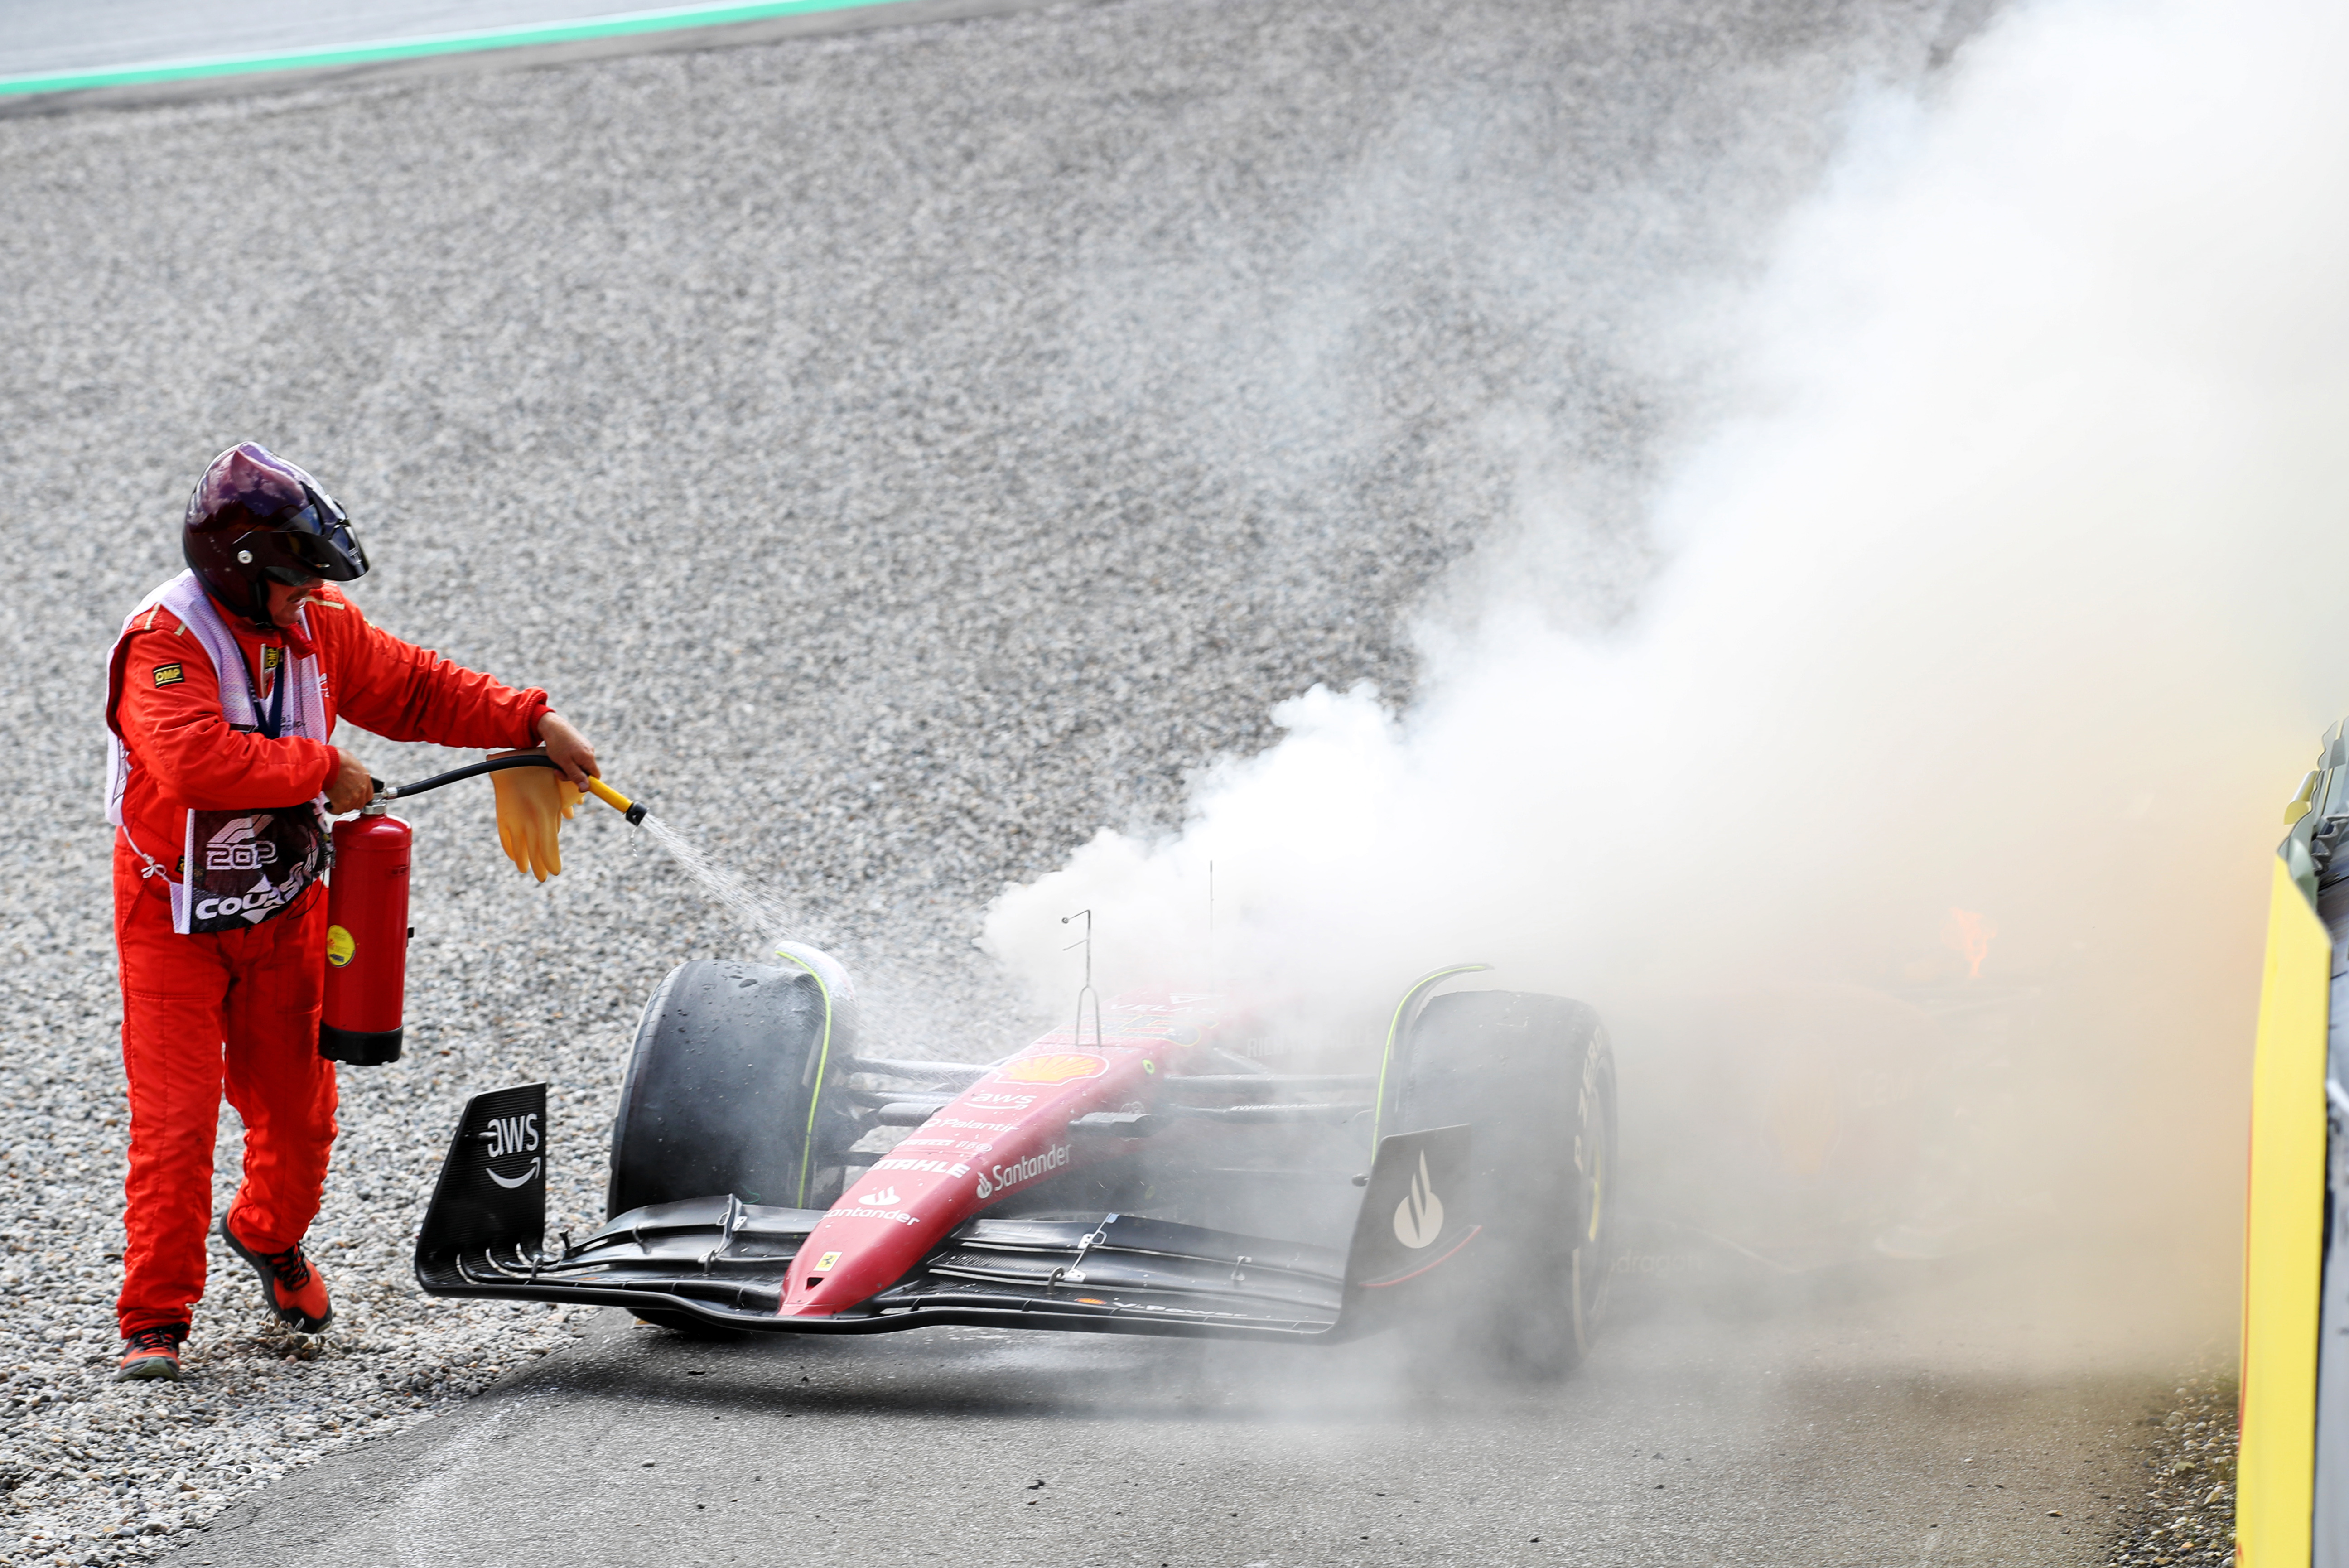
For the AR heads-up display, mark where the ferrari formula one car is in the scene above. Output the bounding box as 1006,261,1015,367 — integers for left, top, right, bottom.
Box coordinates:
415,955,1618,1372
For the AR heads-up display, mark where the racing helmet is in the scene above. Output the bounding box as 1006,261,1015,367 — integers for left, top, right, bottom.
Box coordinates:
182,443,368,631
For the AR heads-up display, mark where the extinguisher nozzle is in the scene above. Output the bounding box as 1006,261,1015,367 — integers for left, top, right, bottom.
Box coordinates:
376,755,647,827
582,775,646,825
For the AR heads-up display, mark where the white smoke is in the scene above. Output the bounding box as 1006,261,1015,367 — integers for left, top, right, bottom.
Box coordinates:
983,0,2349,1278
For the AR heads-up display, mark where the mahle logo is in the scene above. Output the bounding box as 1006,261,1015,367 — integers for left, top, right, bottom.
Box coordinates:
870,1156,970,1178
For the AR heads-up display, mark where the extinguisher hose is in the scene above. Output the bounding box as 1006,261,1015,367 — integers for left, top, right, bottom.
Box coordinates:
369,754,648,824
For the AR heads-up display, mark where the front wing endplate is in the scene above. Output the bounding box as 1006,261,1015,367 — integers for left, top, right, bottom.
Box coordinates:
415,1088,1476,1341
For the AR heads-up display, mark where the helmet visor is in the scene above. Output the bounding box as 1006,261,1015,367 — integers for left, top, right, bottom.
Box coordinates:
272,487,368,581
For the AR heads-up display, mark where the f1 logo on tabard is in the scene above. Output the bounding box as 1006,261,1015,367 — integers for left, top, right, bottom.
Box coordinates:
204,815,281,872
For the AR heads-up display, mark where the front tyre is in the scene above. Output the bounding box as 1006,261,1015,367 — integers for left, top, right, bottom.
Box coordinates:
1393,989,1618,1377
608,958,853,1220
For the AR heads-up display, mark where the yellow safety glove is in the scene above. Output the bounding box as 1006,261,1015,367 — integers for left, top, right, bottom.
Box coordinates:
490,761,584,882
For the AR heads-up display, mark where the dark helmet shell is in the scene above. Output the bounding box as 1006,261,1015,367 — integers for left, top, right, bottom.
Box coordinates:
183,443,368,632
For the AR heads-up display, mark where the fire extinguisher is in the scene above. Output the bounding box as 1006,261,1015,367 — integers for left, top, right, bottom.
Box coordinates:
318,756,646,1067
319,806,410,1065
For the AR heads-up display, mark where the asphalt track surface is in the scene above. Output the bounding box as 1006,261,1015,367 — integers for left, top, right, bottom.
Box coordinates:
0,0,2202,1562
187,1263,2165,1568
0,0,1041,106
0,0,656,79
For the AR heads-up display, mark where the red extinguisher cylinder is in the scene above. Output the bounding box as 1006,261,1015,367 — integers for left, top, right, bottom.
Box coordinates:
320,811,411,1066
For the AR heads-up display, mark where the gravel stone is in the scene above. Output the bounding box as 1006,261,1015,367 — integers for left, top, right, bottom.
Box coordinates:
0,0,1980,1561
2105,1371,2238,1567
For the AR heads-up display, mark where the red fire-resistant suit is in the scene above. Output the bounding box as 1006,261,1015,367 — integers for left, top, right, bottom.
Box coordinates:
107,584,547,1336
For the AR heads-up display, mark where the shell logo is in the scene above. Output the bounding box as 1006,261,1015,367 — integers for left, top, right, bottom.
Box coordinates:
994,1053,1109,1086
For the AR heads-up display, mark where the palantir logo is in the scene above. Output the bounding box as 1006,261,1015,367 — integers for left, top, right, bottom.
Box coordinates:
479,1111,540,1190
203,815,281,873
1392,1150,1444,1249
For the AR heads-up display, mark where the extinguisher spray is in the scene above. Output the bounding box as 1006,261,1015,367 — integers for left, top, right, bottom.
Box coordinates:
319,756,646,1066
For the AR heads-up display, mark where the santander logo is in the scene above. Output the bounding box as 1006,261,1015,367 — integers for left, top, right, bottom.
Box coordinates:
973,1142,1071,1201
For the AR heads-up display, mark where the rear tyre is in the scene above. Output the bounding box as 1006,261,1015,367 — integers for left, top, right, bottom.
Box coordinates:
1392,989,1617,1377
607,958,853,1220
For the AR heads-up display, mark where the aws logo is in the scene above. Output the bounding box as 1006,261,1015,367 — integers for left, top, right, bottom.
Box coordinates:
478,1111,540,1190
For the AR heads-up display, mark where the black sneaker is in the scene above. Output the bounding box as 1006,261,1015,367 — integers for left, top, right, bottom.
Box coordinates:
220,1214,333,1333
116,1324,187,1381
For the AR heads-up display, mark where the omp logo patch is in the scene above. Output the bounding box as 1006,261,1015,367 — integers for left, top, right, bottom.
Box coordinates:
995,1053,1107,1086
261,646,281,671
204,816,280,873
1392,1152,1445,1250
152,663,184,687
478,1111,540,1189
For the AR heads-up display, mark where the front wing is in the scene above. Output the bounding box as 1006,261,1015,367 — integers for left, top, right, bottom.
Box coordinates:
415,1084,1479,1341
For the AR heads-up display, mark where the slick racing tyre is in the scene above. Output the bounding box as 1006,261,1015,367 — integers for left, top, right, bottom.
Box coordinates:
608,958,853,1225
1393,989,1617,1377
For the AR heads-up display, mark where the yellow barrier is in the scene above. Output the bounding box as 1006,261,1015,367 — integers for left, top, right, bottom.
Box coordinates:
2238,821,2335,1562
